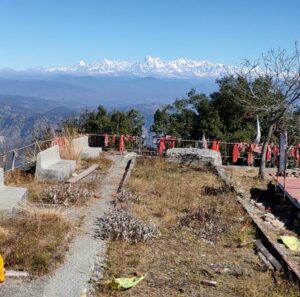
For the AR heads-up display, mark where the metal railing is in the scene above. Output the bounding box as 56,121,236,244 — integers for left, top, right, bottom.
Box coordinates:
1,134,298,173
0,139,53,173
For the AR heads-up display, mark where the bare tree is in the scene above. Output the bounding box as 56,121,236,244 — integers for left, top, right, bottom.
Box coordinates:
230,43,300,179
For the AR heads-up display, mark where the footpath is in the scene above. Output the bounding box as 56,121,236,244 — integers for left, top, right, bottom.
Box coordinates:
0,153,136,297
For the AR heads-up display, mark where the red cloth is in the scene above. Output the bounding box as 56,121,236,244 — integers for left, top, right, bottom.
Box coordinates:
119,135,125,153
266,144,272,162
211,140,220,152
232,144,239,163
158,138,166,157
272,145,279,156
51,137,69,149
247,144,254,165
104,133,109,147
296,146,300,161
290,146,296,158
111,135,116,144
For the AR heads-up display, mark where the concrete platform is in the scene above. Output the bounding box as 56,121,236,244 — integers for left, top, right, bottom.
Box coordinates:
72,136,102,159
0,168,28,218
276,176,300,209
35,145,76,181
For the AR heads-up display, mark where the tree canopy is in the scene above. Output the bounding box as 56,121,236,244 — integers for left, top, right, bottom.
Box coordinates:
64,106,144,135
151,79,258,142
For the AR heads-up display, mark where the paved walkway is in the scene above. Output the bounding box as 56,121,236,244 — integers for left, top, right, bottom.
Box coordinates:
0,154,135,297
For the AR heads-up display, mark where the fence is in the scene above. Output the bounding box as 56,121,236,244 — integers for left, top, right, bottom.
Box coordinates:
0,134,298,173
0,140,53,173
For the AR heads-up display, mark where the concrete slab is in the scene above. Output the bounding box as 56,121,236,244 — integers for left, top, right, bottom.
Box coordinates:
72,136,102,159
0,168,28,218
35,145,76,181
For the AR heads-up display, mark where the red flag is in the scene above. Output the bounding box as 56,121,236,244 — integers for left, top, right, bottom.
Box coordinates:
232,144,239,163
104,133,109,147
266,144,272,162
247,144,254,166
119,135,125,153
296,144,300,161
158,138,166,157
211,140,220,152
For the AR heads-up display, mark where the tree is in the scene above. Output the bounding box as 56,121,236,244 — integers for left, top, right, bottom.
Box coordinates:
151,91,221,139
228,44,300,178
64,106,144,136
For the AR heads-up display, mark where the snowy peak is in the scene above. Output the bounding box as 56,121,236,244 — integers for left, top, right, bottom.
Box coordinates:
44,56,233,78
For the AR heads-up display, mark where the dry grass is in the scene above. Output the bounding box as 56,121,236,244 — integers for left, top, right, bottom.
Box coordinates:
224,166,271,193
78,153,113,172
96,158,299,297
0,205,73,275
5,152,112,204
5,170,54,203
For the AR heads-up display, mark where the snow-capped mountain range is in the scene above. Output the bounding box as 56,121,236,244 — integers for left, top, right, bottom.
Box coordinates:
45,56,234,79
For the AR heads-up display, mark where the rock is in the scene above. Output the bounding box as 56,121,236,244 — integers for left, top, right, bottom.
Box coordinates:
166,148,222,167
201,279,217,287
270,219,285,230
6,270,30,279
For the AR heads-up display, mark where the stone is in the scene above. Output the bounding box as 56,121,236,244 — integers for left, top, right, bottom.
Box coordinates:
166,148,222,167
0,168,28,218
6,270,30,278
72,136,102,159
35,145,76,181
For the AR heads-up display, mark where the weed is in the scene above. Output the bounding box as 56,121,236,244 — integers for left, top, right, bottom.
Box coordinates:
0,206,73,275
96,157,299,297
42,183,93,206
95,208,158,243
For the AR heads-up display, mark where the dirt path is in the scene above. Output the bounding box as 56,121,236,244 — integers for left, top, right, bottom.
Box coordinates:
0,153,136,297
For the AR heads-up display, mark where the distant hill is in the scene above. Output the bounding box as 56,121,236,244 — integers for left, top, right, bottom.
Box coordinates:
0,75,217,108
0,71,218,148
0,94,77,148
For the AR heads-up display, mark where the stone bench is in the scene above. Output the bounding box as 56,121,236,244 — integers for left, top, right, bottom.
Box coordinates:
35,145,76,181
72,136,102,159
0,168,28,218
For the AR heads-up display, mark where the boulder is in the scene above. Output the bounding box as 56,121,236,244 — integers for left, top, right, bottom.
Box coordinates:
166,148,222,167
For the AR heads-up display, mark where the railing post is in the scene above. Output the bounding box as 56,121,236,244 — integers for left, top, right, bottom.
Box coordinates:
11,150,16,171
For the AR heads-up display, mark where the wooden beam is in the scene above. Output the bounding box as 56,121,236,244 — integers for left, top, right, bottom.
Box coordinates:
66,164,98,183
255,240,282,271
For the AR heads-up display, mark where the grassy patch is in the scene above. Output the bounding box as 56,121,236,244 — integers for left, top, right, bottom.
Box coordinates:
77,153,113,173
5,170,54,203
0,207,73,275
96,157,299,297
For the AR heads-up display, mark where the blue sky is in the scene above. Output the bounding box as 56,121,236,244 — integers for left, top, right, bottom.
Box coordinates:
0,0,299,69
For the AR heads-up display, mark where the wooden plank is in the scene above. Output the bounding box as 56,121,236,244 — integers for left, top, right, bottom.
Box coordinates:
256,239,282,271
257,251,274,271
66,164,98,183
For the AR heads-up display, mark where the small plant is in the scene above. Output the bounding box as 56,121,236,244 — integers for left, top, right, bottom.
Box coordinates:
95,208,158,243
179,206,226,241
42,183,93,206
114,190,139,207
202,185,230,196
